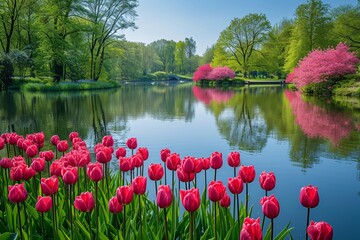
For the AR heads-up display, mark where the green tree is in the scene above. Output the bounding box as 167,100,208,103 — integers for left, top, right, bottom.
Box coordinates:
149,39,176,72
284,0,331,72
175,41,186,74
200,45,215,65
213,14,271,77
82,0,138,81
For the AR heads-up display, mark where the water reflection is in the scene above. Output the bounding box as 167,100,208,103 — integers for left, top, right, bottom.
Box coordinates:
192,86,234,105
285,90,354,145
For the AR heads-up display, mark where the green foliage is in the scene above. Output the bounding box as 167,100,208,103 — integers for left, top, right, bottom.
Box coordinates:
21,81,120,92
0,54,14,88
175,41,186,74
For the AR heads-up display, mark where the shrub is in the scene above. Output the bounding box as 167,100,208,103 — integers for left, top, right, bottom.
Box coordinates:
208,66,236,81
0,54,14,88
286,43,359,88
193,64,213,81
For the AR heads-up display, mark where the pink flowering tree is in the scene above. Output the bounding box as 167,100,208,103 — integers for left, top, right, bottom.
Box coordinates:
286,43,359,88
193,64,213,81
193,65,236,81
208,66,236,81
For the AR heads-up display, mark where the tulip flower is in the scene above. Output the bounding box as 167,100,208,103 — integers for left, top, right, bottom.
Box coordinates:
307,221,333,240
36,196,52,213
300,185,320,240
228,176,244,220
116,185,134,239
31,157,46,173
182,156,195,174
132,153,143,168
96,148,112,164
50,160,63,177
160,148,170,185
260,195,280,240
240,217,262,240
108,196,123,214
239,165,256,216
208,180,226,202
220,192,231,208
23,166,37,181
132,176,147,195
41,177,59,196
176,165,195,183
26,144,38,158
115,147,126,158
126,137,137,150
102,135,114,147
0,137,4,150
8,182,28,203
137,147,149,161
0,157,11,169
50,135,60,146
227,151,240,169
156,185,172,240
166,153,180,171
74,192,95,212
57,140,68,153
259,171,276,193
87,162,103,182
210,151,222,181
61,166,78,185
180,188,200,240
69,132,79,142
148,163,164,181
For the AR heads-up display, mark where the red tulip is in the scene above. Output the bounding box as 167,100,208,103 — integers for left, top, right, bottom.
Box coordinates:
131,153,143,168
300,185,319,208
8,182,28,203
50,135,60,146
137,147,149,161
31,158,46,172
156,185,172,208
0,158,11,169
0,137,4,150
307,221,333,240
102,135,114,147
259,171,276,191
166,153,180,171
132,176,147,195
220,192,231,208
182,156,195,174
39,151,55,162
108,196,123,214
36,196,52,213
22,166,36,181
210,151,223,170
57,140,68,152
16,138,24,149
180,188,200,212
239,165,256,183
240,217,262,240
10,163,26,181
8,133,19,145
41,177,59,195
33,132,45,149
61,166,78,185
116,186,134,205
26,144,38,158
194,158,203,173
115,147,126,158
50,160,63,177
208,180,226,202
227,151,240,167
148,163,164,181
87,162,103,182
202,157,211,170
21,139,32,151
12,156,26,167
160,148,170,162
126,138,137,150
69,132,79,142
119,157,132,172
96,148,112,163
228,177,244,194
260,195,280,219
176,165,195,182
74,192,95,212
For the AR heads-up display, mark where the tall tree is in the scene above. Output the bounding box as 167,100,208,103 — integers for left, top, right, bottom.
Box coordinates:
0,0,28,53
185,37,196,58
284,0,331,72
213,14,271,77
200,45,215,65
83,0,138,80
149,39,175,72
175,41,186,74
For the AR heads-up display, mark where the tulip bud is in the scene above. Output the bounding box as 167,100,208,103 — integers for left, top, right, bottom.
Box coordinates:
227,151,240,168
74,192,95,212
0,158,12,169
300,185,319,208
240,217,262,240
166,153,180,171
108,196,123,214
228,177,244,195
116,147,126,158
208,180,226,202
239,165,256,183
50,135,60,146
148,163,164,181
61,166,78,185
8,182,28,203
259,171,276,191
57,140,68,153
116,186,133,205
41,177,59,196
102,135,114,147
180,188,200,212
210,152,223,170
126,138,137,150
87,162,103,182
132,176,147,195
26,144,38,158
156,185,172,209
136,147,149,161
36,196,52,213
307,221,333,240
160,148,170,162
220,192,231,208
260,195,280,219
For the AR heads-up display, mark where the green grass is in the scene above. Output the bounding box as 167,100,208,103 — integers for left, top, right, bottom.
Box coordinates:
21,81,120,92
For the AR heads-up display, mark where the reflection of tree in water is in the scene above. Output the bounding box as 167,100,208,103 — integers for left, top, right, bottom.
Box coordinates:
193,87,267,152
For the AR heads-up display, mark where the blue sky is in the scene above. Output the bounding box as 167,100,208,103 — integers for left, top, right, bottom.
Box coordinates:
123,0,358,55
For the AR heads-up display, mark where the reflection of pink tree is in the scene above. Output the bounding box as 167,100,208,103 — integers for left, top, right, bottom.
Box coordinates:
285,90,354,145
192,86,234,105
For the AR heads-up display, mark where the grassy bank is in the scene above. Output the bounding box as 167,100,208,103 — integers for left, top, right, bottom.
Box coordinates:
302,74,360,97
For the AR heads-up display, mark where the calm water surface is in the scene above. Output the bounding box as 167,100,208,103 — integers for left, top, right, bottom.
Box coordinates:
0,83,359,239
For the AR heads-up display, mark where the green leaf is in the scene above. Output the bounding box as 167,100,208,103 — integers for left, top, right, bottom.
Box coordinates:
0,232,17,240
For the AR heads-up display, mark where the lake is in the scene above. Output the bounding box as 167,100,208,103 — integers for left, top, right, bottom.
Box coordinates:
1,82,359,239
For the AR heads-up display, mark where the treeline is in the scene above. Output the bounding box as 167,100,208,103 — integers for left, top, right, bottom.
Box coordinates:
209,0,360,79
1,0,359,88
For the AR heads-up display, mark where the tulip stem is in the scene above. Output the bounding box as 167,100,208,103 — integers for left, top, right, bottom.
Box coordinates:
245,183,249,216
164,162,167,185
87,212,91,240
17,203,23,240
123,205,126,239
171,170,175,239
214,202,217,240
138,195,142,238
237,194,240,228
164,208,169,240
95,182,99,240
190,211,194,240
41,212,45,237
214,169,217,181
306,208,310,240
271,218,274,240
